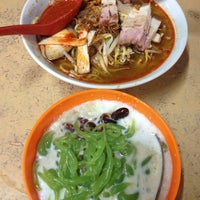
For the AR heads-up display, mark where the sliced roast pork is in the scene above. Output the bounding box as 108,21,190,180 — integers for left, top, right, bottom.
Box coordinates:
99,0,119,26
118,4,152,51
144,17,162,49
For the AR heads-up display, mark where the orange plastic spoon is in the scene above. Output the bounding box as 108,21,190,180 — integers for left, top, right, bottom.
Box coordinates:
0,0,82,36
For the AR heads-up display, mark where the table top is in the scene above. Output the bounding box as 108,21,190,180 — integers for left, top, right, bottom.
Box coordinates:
0,0,199,199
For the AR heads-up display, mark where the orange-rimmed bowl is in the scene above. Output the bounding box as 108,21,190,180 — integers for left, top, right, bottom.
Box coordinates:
22,89,181,200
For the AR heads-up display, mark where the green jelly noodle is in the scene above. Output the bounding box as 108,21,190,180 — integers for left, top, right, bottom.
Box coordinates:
34,117,145,200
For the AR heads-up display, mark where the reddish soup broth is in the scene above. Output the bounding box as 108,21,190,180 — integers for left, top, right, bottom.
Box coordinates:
38,1,175,84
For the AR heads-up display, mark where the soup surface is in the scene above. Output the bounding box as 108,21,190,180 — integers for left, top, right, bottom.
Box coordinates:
38,0,175,84
33,100,172,200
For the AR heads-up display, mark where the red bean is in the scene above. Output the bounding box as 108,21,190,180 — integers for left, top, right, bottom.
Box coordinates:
63,122,74,132
111,108,129,120
100,113,117,124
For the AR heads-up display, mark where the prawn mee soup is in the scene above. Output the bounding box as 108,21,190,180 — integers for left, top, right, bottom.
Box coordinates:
33,100,172,200
38,0,175,84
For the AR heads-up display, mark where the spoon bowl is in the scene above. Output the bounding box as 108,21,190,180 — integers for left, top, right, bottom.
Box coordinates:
0,0,82,36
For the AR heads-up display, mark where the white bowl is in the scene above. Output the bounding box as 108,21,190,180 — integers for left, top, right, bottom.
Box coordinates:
20,0,188,89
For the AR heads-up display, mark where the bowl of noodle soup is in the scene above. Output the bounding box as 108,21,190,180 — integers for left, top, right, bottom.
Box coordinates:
20,0,187,89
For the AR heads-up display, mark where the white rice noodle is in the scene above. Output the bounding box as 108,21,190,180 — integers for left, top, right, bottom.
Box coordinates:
107,35,119,55
99,35,119,69
97,53,109,73
103,41,108,66
145,49,161,62
145,17,162,48
69,70,83,78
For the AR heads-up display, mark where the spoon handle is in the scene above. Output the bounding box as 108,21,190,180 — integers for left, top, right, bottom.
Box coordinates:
0,24,54,36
